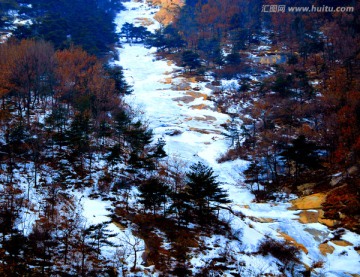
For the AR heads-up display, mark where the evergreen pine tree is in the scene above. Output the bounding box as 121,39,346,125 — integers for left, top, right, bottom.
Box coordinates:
186,162,230,220
138,177,169,215
182,50,201,72
280,135,320,178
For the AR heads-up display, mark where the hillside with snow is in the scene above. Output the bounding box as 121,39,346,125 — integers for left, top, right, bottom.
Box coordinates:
0,0,359,276
111,0,360,276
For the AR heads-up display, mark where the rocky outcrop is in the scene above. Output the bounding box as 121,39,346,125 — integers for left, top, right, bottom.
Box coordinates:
290,193,326,210
290,193,341,228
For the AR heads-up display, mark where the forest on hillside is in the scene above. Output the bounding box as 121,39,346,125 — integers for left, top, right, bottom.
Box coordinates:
0,0,359,275
145,0,360,231
0,39,233,276
6,0,123,55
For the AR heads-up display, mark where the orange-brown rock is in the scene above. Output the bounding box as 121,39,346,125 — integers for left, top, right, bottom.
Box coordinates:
319,243,335,255
290,193,327,210
331,240,353,247
278,232,309,254
298,210,319,224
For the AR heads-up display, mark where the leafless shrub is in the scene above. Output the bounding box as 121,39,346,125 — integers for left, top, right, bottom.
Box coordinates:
258,238,300,266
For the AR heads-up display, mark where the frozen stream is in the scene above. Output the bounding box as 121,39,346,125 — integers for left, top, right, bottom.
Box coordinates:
113,1,360,276
114,1,252,203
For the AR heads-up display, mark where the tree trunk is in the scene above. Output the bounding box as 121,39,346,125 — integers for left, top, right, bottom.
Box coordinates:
132,246,137,271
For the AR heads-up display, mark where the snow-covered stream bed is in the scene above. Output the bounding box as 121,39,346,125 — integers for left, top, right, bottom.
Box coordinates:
115,0,252,204
106,0,360,276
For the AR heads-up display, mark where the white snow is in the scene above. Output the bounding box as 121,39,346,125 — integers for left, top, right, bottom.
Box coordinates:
3,0,358,273
111,0,360,275
0,0,358,275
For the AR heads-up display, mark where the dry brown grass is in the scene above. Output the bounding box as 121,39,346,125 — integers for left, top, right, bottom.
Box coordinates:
134,17,154,26
160,77,172,84
151,0,185,25
190,104,211,110
278,232,309,254
172,96,194,103
322,180,360,232
186,91,208,100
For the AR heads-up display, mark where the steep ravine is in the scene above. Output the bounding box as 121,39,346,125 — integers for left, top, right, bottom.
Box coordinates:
113,1,360,276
